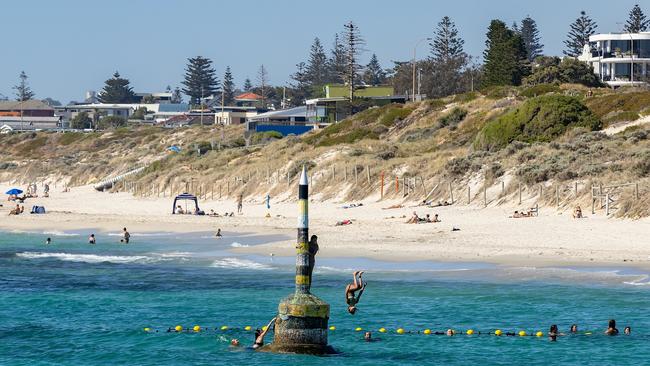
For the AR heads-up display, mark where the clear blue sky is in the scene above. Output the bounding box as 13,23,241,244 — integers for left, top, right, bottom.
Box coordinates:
0,0,642,104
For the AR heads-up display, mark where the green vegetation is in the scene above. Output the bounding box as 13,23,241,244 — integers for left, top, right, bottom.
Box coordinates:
474,95,601,151
438,108,467,129
524,57,601,87
97,116,127,130
584,91,650,124
519,83,560,98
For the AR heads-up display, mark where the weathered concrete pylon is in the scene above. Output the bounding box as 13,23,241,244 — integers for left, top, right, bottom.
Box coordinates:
261,166,335,354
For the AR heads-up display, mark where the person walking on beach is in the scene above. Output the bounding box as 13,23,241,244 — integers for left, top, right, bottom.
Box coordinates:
308,235,319,284
88,234,96,244
345,271,366,315
120,228,130,244
237,194,243,214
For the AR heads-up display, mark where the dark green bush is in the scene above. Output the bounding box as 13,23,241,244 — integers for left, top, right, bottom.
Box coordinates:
474,95,602,151
438,108,468,129
520,83,560,98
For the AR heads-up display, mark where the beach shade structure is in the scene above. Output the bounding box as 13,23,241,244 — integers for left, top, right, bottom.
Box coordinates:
172,193,200,214
260,166,335,355
6,188,23,195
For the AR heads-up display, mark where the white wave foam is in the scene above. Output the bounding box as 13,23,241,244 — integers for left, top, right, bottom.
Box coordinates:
156,251,192,258
16,252,152,264
42,230,80,237
230,242,249,248
210,258,271,270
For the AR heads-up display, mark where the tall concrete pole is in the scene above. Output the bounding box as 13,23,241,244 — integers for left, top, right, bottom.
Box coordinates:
296,166,310,294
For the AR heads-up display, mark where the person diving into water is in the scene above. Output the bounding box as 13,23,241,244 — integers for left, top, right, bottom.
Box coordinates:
345,271,366,315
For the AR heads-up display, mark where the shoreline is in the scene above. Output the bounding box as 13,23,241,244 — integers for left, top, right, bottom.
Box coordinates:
2,184,650,271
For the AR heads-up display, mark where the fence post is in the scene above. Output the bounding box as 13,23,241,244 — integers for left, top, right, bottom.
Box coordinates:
605,193,610,216
575,181,579,196
518,183,522,204
467,186,471,204
501,181,505,196
380,171,384,199
635,183,639,200
556,185,559,208
395,176,399,193
354,166,358,185
449,182,454,203
344,166,348,182
366,165,370,184
483,185,487,207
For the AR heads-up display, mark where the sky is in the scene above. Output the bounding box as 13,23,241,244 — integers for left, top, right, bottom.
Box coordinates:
0,0,643,104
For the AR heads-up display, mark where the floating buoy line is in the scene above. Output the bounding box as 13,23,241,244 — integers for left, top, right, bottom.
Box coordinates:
142,325,619,338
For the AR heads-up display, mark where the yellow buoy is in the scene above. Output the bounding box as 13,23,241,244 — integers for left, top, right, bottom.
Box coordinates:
423,329,431,335
355,327,363,332
329,326,336,331
466,329,474,335
518,330,527,337
193,325,201,332
494,329,502,336
261,325,268,331
175,325,183,332
143,327,151,332
396,328,405,334
220,326,228,331
379,327,387,333
536,331,544,337
244,326,252,331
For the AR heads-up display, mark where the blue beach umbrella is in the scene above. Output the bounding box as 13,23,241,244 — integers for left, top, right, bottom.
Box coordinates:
6,188,23,195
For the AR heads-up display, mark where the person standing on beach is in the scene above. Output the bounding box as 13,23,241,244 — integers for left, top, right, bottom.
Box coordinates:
308,235,319,284
237,194,243,214
120,228,130,244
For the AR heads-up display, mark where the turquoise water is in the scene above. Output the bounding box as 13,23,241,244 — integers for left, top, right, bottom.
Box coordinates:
2,230,649,365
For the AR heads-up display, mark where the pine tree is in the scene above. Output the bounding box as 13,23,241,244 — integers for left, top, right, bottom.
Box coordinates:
625,4,649,33
181,56,219,105
520,16,544,62
564,11,598,57
306,37,328,86
97,72,135,103
256,65,269,107
426,16,469,97
430,16,465,62
327,33,347,84
13,71,35,101
482,20,529,87
363,54,386,85
222,66,235,105
171,87,183,104
243,78,253,92
341,21,365,100
290,62,311,104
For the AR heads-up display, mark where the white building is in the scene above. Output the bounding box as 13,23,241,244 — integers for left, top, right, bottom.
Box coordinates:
579,32,650,87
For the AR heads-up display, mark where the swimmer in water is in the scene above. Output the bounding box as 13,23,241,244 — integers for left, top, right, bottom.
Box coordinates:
88,234,96,244
215,228,222,238
549,324,559,341
569,324,578,333
605,319,619,335
345,271,366,315
45,237,51,245
120,227,130,244
252,317,276,349
624,326,631,335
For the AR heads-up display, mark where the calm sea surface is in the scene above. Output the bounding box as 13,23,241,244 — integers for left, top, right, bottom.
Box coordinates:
1,229,649,365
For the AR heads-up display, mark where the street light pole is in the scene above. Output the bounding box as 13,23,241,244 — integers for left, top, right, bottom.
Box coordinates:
412,38,432,102
200,86,204,126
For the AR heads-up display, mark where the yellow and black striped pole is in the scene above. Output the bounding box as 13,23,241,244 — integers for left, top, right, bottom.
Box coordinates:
263,165,334,354
296,166,310,294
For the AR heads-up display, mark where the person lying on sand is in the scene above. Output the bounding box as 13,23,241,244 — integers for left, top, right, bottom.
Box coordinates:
573,206,583,219
510,210,532,218
335,219,352,226
252,317,276,349
382,204,403,210
406,211,419,224
345,271,366,315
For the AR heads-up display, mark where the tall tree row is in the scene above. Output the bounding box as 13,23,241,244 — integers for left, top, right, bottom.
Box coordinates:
222,66,235,105
519,17,543,62
425,16,469,98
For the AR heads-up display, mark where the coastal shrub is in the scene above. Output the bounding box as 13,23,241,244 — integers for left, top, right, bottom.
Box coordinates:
251,131,282,145
520,83,560,98
378,105,414,127
602,110,641,124
375,145,398,160
481,85,518,99
451,92,479,104
58,132,85,146
473,95,602,151
584,91,650,120
97,116,127,130
0,162,17,169
444,157,480,177
633,152,650,177
485,162,504,180
438,108,467,129
524,57,602,87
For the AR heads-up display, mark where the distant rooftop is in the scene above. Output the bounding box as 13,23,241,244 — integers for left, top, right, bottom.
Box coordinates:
235,92,263,100
0,100,54,111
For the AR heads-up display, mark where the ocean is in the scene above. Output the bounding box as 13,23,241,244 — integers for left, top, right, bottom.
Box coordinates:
1,229,649,365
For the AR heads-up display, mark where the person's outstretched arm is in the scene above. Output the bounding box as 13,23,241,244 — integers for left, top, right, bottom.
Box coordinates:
256,317,277,344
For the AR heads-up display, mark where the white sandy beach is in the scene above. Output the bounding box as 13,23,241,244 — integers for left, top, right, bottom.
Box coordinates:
1,183,649,269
